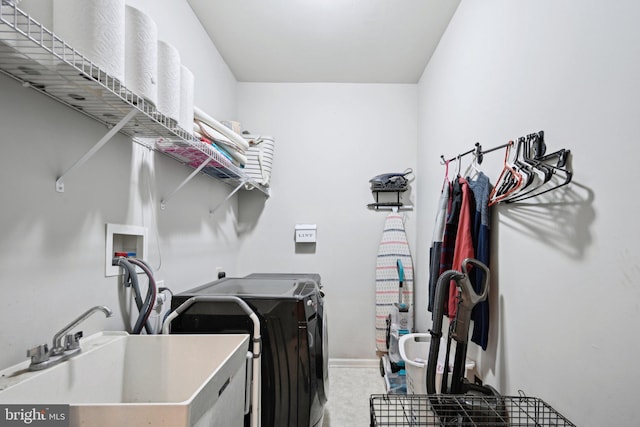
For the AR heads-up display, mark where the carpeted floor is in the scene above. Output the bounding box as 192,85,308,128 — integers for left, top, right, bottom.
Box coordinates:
322,364,386,426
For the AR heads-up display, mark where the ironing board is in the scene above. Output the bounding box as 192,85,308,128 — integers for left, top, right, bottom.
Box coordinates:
375,212,414,352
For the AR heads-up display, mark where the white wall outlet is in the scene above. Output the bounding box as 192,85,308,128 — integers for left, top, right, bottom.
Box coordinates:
154,280,167,311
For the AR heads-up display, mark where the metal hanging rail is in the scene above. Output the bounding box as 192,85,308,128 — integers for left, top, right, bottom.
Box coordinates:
440,142,510,165
440,131,572,204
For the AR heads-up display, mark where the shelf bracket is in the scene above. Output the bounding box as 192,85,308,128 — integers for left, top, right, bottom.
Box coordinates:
209,179,248,215
160,157,212,210
55,108,139,192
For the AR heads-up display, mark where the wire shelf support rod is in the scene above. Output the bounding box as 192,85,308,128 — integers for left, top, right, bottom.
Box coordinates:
55,108,138,193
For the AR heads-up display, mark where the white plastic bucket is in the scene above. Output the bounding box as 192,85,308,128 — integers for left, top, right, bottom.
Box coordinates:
399,333,475,394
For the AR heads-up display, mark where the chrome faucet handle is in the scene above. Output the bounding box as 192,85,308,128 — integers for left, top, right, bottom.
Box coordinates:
27,344,49,364
51,305,112,353
64,331,83,351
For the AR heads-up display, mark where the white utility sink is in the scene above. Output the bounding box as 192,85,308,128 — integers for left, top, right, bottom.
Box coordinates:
0,332,250,427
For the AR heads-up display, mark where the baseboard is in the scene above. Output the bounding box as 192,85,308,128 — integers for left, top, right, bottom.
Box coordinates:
329,358,380,368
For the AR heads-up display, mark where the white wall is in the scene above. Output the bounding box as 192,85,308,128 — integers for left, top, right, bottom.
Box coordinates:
416,1,640,425
0,1,242,368
4,2,638,424
236,83,418,359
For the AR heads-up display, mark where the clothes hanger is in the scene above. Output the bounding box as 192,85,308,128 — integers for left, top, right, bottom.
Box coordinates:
532,130,569,168
503,132,572,203
442,159,450,190
496,134,550,202
525,130,568,169
526,132,554,183
463,150,482,180
511,137,533,190
504,151,572,203
510,135,545,196
500,133,546,203
506,134,571,202
488,141,523,206
499,142,524,196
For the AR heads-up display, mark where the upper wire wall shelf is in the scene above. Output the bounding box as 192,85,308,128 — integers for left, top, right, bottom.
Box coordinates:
0,2,269,197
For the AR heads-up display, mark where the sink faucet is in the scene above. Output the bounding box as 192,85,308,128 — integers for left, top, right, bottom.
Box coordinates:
50,305,113,355
27,305,112,371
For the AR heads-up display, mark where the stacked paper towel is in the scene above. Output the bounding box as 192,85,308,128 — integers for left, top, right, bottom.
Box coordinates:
124,5,157,106
51,1,196,135
157,40,181,122
53,0,126,82
179,65,195,135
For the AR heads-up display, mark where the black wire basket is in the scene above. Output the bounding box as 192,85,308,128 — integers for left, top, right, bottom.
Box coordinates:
369,394,576,426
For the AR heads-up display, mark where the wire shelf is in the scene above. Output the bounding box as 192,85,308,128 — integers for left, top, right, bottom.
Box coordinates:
0,2,267,194
369,394,576,427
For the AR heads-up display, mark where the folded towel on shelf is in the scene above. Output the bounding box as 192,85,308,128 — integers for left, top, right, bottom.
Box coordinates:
195,120,247,166
198,135,235,164
242,134,275,187
193,106,250,152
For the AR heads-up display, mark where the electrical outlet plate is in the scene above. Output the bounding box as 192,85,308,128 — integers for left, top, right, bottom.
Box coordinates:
105,224,148,276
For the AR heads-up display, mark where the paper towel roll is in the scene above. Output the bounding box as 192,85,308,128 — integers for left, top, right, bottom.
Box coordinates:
53,0,125,82
157,40,181,122
124,5,157,106
179,65,194,135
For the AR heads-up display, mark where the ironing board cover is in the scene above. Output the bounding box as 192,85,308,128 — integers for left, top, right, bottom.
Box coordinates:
375,212,414,352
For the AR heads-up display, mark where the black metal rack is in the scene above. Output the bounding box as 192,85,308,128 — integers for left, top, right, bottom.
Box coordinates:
370,394,576,426
368,188,408,210
367,169,414,211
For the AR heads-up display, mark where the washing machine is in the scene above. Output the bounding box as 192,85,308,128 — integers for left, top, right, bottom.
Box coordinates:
170,273,328,427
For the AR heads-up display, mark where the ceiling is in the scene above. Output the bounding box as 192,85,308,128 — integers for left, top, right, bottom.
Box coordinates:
186,0,460,84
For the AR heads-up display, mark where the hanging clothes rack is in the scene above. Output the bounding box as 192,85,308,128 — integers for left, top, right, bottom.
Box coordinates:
440,141,512,166
440,131,572,204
